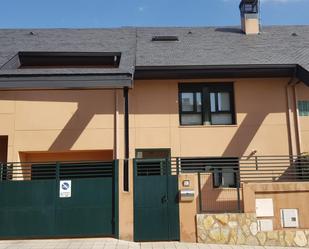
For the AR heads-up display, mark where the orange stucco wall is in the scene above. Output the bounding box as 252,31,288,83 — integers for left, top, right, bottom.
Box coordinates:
199,173,243,213
0,79,309,242
130,78,296,158
19,150,113,162
178,174,199,242
243,182,309,230
296,83,309,153
0,90,116,162
1,79,308,162
118,159,134,241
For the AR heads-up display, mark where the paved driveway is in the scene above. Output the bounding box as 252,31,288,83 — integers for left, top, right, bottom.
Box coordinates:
0,238,306,249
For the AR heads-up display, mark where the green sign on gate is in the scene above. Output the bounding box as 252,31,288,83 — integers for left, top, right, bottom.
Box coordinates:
133,158,180,242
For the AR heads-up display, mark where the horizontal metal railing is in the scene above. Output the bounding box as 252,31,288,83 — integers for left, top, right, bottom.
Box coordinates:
170,155,309,183
134,158,168,176
0,160,115,181
169,155,309,213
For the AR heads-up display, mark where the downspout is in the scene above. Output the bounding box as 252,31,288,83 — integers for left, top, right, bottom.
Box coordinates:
122,28,137,192
293,81,302,154
114,90,119,160
286,74,301,156
123,87,129,191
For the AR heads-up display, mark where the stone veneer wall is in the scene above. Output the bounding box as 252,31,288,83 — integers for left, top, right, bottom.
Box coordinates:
197,213,309,247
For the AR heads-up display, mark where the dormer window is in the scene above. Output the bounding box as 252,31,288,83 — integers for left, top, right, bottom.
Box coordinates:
1,52,121,70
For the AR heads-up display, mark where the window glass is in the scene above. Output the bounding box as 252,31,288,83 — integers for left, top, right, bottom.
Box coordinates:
211,113,232,125
222,171,236,187
210,93,216,112
179,83,235,126
181,114,202,125
213,169,222,187
218,92,230,111
181,93,194,112
298,101,309,116
196,92,202,112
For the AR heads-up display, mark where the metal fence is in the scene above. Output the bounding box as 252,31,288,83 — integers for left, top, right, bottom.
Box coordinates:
2,156,309,213
0,160,115,181
171,155,309,182
170,155,309,213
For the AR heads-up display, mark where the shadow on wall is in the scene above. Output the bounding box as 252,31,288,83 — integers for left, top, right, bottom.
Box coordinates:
222,112,268,157
0,80,289,159
131,81,289,158
197,173,243,213
0,90,117,153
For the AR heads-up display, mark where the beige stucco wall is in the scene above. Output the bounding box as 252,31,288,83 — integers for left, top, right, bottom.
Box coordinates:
118,159,134,241
178,174,199,242
0,90,116,162
130,78,295,158
242,17,260,35
199,173,243,213
296,83,309,153
243,182,309,230
1,78,308,162
0,79,309,242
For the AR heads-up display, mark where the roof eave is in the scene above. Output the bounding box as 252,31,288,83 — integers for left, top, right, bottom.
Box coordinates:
0,73,133,90
134,64,299,80
296,65,309,87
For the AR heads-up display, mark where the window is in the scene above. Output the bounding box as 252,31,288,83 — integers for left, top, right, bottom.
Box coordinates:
180,157,239,188
213,167,237,188
180,92,202,125
179,83,235,125
1,52,121,70
298,101,309,116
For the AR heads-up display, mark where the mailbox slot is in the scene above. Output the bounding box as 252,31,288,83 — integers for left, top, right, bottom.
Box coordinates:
179,189,195,202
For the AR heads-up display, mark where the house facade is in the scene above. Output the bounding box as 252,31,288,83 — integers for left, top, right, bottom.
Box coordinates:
1,0,309,246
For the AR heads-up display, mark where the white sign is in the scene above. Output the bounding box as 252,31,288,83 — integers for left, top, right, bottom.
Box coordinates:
59,180,72,198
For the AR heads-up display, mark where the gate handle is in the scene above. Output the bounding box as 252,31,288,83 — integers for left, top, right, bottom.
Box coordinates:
161,195,168,203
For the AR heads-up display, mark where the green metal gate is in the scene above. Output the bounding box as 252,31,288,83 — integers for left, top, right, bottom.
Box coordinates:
0,160,118,239
133,158,180,242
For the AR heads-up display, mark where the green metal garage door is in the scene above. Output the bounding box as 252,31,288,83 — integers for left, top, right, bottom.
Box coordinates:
0,160,118,239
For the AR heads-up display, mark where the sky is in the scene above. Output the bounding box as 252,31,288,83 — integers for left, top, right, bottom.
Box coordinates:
0,0,308,28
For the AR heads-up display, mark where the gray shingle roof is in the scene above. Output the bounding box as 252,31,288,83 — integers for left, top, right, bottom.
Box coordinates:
0,25,308,76
136,26,309,71
0,28,137,75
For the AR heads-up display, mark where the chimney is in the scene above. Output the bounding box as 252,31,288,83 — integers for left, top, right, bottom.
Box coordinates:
239,0,260,35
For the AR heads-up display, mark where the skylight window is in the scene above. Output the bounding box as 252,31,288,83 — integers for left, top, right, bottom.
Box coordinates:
151,36,179,42
1,52,121,69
